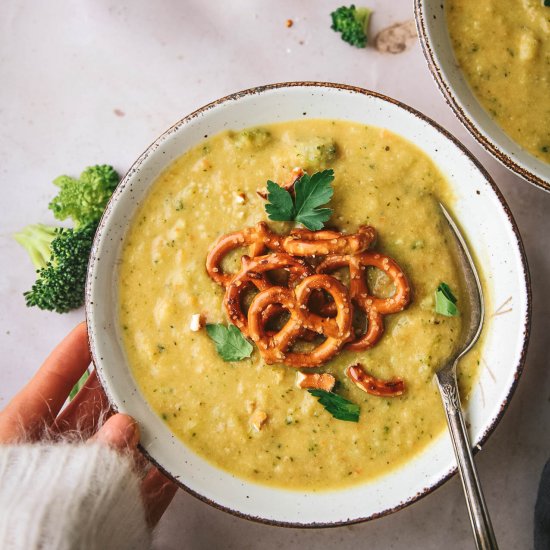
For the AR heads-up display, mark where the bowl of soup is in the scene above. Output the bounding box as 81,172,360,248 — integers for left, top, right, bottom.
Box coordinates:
86,82,530,526
415,0,550,191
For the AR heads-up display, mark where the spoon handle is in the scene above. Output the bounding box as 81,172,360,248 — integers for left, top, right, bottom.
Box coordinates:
436,368,499,550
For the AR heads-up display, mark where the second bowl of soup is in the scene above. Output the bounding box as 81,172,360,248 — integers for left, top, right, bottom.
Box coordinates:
415,0,550,191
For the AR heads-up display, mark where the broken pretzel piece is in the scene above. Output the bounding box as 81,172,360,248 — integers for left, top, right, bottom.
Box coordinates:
295,372,336,392
257,167,304,200
346,363,404,397
250,409,268,431
189,313,204,332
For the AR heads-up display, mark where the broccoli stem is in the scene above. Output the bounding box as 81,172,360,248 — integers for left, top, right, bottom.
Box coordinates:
355,7,372,32
14,224,57,270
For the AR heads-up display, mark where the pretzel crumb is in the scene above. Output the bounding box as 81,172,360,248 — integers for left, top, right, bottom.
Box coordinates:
296,372,336,392
250,409,268,431
234,192,246,204
189,313,204,332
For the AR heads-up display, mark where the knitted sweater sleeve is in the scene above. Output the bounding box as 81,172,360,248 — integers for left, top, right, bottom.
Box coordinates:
0,442,152,550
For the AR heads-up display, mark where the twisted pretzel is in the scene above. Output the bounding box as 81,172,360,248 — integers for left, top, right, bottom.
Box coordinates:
317,252,410,351
248,274,353,367
259,303,318,342
346,363,404,397
207,223,377,287
206,220,411,368
283,225,376,257
206,222,283,286
224,252,312,335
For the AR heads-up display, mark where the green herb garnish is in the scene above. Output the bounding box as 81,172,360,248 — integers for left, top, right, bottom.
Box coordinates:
265,180,295,221
307,389,360,422
435,282,459,317
69,370,89,400
206,323,253,361
265,169,334,231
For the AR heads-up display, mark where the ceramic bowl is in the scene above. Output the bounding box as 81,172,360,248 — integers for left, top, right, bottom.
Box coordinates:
415,0,550,192
86,82,531,527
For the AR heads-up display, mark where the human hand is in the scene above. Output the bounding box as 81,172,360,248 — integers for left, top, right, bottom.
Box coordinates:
0,322,177,526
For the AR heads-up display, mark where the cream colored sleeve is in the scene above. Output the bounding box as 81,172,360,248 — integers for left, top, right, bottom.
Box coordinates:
0,442,152,550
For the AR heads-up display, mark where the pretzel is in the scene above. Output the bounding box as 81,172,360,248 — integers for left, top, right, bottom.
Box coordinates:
295,372,336,391
206,222,283,286
224,253,312,335
206,223,376,286
247,274,353,367
259,303,317,342
206,218,411,368
346,363,404,397
281,167,304,194
257,167,304,200
317,251,410,351
283,225,376,257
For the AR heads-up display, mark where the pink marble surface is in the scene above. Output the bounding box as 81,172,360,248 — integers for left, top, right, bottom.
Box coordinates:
1,1,549,548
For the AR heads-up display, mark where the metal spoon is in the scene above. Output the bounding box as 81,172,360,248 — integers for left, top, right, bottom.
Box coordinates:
435,203,498,550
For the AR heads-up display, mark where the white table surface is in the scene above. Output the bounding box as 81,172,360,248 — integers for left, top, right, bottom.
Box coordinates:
1,1,549,548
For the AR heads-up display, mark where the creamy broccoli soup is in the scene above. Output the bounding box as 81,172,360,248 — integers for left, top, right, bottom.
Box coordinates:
118,120,481,491
447,0,550,163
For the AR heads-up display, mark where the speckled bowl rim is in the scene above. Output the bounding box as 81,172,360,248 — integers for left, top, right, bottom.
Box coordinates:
86,81,532,528
414,0,550,193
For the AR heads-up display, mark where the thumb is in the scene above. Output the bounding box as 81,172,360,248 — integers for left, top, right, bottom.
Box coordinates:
92,413,140,451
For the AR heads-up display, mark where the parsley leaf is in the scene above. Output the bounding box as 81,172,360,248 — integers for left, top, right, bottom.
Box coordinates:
264,169,334,230
265,180,295,221
294,170,334,230
435,282,459,317
206,323,253,361
307,389,360,422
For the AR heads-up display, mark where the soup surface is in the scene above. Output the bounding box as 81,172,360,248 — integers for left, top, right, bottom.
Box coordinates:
119,120,481,491
447,0,550,163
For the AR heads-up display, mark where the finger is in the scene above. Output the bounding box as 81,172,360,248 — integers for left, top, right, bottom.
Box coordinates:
0,322,90,442
53,370,111,436
91,413,140,451
141,467,178,527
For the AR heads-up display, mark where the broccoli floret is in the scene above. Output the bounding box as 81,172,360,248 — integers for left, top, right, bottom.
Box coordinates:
293,137,339,170
15,223,96,313
231,127,272,150
15,164,118,314
49,164,119,228
330,5,373,48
